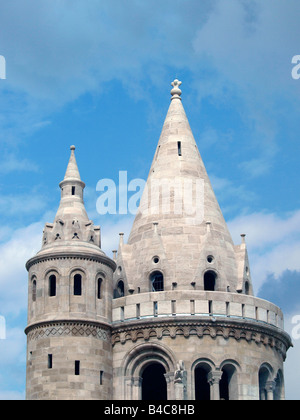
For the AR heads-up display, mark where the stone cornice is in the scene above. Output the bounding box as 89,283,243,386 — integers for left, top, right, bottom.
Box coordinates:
112,316,292,360
25,319,111,341
26,251,117,271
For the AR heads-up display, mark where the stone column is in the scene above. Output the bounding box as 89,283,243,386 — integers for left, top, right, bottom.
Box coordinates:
132,376,143,400
265,381,276,401
208,371,223,401
173,361,187,400
164,372,175,400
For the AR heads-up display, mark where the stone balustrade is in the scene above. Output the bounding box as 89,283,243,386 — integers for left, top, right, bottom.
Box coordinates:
112,291,284,330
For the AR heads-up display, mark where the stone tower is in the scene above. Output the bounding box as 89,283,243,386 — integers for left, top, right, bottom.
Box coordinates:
25,146,116,400
111,80,292,400
25,80,292,400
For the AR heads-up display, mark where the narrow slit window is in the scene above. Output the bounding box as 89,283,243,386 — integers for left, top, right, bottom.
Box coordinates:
48,354,53,369
49,275,56,297
75,360,80,375
154,301,158,317
74,274,82,296
32,279,37,302
177,141,182,156
72,186,76,195
100,370,104,385
97,278,103,299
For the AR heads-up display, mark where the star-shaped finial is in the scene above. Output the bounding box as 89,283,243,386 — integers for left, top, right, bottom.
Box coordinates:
171,79,182,99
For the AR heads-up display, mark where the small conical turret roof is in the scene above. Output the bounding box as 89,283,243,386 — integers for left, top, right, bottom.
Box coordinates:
61,145,84,184
34,146,104,258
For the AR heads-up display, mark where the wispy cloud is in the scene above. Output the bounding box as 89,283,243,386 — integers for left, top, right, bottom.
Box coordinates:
0,193,47,216
0,154,39,174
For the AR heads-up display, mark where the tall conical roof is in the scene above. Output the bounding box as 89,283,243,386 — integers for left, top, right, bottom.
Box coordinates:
116,80,246,294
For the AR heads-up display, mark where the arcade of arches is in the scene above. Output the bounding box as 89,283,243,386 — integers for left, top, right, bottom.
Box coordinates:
124,348,284,400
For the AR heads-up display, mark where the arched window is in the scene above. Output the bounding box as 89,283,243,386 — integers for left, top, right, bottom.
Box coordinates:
195,364,211,400
74,274,82,296
259,365,272,400
97,278,103,299
142,363,167,400
204,271,216,291
49,275,56,297
32,278,37,302
150,271,164,292
245,281,250,295
219,364,238,400
117,280,124,298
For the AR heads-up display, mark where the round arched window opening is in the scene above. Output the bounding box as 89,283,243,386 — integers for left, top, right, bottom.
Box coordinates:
150,271,164,292
207,255,214,264
153,256,160,264
117,280,125,298
142,363,167,400
204,271,217,291
245,281,250,295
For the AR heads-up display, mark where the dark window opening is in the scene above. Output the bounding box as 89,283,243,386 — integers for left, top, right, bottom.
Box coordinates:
208,300,213,315
72,186,75,195
75,360,80,376
195,366,211,401
204,271,216,291
219,370,229,400
97,278,103,299
48,354,53,369
32,279,37,302
74,274,82,296
245,281,250,295
116,280,125,298
177,141,182,156
142,363,167,401
259,366,270,400
49,275,56,297
151,271,164,292
100,370,104,385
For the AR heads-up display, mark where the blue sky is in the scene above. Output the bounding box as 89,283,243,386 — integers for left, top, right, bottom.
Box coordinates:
0,0,300,399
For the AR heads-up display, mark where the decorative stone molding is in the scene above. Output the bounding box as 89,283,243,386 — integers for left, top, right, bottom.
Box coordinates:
26,251,116,271
26,320,110,342
112,317,291,360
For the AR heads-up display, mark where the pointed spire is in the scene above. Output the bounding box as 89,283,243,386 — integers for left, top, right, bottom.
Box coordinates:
54,146,89,231
61,145,84,185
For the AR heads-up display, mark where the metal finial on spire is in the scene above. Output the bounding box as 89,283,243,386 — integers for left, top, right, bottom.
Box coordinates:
171,79,182,100
70,145,76,151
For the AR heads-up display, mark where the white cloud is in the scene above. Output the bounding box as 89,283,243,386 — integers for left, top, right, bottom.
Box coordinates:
0,193,47,216
0,154,39,174
0,222,43,315
228,209,300,292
